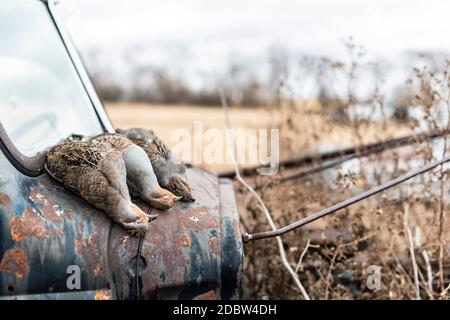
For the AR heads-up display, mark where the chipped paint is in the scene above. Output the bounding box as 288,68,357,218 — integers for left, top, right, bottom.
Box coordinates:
182,234,191,247
193,290,218,300
0,192,10,206
10,206,47,241
95,289,113,300
208,237,221,257
120,235,130,244
29,188,64,223
0,248,30,280
75,236,104,277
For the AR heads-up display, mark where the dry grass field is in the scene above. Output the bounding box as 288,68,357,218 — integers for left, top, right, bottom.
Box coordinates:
105,102,412,173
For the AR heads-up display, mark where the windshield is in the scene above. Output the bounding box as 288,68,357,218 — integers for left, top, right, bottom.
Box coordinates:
0,0,103,156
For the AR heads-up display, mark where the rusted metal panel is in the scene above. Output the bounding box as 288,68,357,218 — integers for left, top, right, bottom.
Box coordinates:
0,289,112,300
106,169,244,300
0,152,113,297
137,169,222,300
218,178,244,300
0,150,243,300
0,248,29,280
107,211,142,300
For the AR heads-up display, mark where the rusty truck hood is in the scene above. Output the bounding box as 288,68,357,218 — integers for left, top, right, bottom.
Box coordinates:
0,151,243,300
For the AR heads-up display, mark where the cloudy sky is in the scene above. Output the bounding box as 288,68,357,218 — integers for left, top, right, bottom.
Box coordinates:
55,0,450,86
58,0,450,54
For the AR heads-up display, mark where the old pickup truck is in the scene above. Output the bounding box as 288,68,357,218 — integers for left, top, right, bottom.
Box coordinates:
0,0,243,300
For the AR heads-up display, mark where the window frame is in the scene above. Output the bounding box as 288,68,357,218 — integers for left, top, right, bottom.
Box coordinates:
0,0,114,177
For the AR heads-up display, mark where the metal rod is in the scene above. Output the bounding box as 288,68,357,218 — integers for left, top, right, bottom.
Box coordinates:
220,129,449,178
242,154,450,243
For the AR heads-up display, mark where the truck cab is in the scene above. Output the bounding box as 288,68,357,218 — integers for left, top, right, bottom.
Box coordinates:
0,0,243,300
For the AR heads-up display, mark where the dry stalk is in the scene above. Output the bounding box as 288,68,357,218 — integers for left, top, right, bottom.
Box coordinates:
210,53,311,299
440,283,450,299
295,239,318,273
324,245,340,300
403,203,421,300
422,250,434,296
416,263,434,299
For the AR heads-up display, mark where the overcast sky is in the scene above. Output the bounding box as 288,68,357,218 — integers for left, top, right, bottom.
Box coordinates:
55,0,450,88
58,0,450,55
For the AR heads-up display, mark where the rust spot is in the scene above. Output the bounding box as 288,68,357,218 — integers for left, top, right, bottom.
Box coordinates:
75,236,104,277
41,202,64,224
29,188,63,223
181,234,191,247
10,207,47,241
179,208,220,231
208,236,221,257
193,290,217,300
120,235,130,244
197,209,209,216
65,209,74,220
0,248,29,280
92,264,103,277
151,233,162,245
0,192,11,206
95,289,112,300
